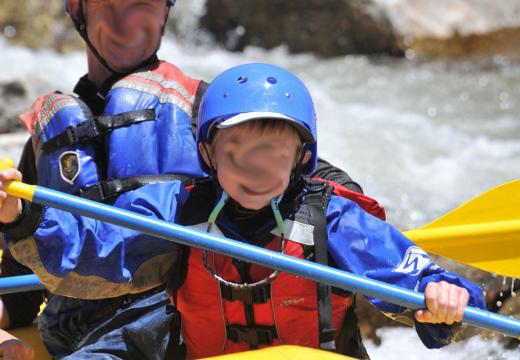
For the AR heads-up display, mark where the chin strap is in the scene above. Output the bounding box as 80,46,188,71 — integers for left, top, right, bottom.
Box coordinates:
270,194,285,238
206,190,229,233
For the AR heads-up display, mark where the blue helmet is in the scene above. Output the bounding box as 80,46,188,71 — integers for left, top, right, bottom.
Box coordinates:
197,63,317,174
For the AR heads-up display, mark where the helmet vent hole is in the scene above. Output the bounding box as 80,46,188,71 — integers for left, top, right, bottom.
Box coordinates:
237,76,248,84
267,77,277,85
223,92,229,98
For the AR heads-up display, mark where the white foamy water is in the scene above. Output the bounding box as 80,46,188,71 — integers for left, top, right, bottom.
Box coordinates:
0,34,519,358
365,327,519,359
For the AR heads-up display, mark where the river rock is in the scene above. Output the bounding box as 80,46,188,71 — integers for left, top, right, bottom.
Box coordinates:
199,0,401,57
0,80,30,134
200,0,520,61
372,0,520,61
0,0,80,52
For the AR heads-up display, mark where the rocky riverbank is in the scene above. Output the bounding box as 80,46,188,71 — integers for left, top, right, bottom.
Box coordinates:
1,0,520,61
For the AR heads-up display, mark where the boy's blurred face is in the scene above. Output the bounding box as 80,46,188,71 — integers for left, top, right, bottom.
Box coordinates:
201,124,304,210
70,0,169,72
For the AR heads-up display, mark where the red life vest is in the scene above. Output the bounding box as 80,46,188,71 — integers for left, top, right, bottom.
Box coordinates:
168,179,384,359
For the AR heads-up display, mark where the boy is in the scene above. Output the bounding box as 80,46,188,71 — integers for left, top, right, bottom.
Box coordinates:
165,63,485,358
0,64,485,359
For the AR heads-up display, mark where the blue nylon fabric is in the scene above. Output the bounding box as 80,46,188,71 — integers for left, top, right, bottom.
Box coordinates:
325,194,486,347
104,87,205,180
37,100,100,194
34,181,187,282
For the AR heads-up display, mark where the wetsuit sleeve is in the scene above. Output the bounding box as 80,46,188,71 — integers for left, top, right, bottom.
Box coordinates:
0,137,46,328
312,158,363,194
5,181,188,299
325,195,486,348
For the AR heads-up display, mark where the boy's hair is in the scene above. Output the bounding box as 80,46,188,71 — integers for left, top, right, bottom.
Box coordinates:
208,118,303,152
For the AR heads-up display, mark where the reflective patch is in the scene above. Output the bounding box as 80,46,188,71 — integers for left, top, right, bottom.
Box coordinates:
34,94,80,139
393,246,431,275
59,151,80,184
271,220,314,246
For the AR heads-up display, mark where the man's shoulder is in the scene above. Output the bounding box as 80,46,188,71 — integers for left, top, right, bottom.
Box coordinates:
148,60,203,94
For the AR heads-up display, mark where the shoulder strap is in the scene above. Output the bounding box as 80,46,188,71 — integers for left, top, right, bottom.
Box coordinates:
311,177,386,220
42,109,156,153
77,173,194,202
303,180,337,350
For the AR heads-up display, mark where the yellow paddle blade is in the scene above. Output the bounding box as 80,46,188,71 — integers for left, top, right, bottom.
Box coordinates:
404,179,520,278
202,345,356,359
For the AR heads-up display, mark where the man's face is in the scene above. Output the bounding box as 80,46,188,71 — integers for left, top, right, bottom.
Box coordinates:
80,0,168,71
202,124,305,211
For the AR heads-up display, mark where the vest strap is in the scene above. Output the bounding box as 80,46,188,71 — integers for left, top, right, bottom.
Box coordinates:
77,174,193,202
220,283,271,304
226,324,278,346
304,181,337,350
42,109,156,153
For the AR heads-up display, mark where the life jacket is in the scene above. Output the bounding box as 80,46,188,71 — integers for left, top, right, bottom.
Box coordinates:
166,179,383,359
19,61,205,200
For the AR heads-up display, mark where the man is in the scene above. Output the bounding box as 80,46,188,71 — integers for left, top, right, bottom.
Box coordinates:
0,1,362,358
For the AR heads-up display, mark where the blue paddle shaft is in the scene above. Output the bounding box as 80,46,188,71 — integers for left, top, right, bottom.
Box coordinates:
9,186,518,338
0,274,44,295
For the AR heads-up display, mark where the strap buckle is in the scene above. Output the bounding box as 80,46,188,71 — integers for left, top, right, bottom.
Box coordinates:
66,120,98,144
226,324,278,346
220,283,270,304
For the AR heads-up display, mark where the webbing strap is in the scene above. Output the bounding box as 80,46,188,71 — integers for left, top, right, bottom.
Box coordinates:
42,109,156,153
305,181,337,350
226,324,278,346
77,174,193,202
220,283,271,304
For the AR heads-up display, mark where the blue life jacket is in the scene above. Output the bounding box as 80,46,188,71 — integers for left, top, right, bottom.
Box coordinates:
20,61,205,200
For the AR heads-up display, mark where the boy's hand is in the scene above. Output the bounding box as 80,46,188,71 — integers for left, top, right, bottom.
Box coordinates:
0,167,23,224
0,339,35,360
415,281,469,325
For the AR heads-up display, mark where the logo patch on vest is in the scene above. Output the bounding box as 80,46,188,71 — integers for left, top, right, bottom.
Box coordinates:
280,297,305,307
393,246,430,276
59,151,80,184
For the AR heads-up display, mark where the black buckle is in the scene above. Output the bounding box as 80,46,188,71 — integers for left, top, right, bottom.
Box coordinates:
304,177,328,193
226,324,277,346
42,120,99,153
220,284,270,304
319,327,337,349
67,120,98,144
77,183,105,202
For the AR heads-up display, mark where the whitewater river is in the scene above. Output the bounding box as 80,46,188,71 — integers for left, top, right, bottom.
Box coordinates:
0,34,519,359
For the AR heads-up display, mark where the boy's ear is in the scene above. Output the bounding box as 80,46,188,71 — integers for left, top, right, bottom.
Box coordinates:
198,142,214,168
302,149,312,166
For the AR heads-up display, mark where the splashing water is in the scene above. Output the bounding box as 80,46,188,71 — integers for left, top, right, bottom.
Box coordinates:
0,27,519,359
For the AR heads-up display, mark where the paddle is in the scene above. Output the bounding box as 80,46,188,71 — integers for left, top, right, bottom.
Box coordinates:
2,160,518,277
404,179,520,278
0,160,519,338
